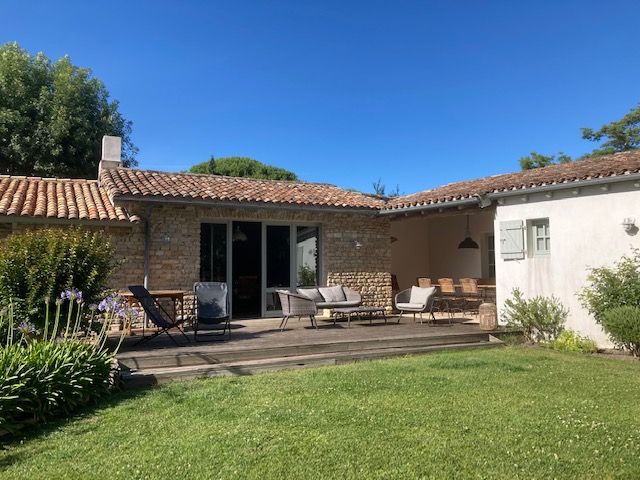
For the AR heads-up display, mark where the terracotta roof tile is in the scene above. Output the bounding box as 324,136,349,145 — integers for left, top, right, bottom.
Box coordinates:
99,168,387,210
388,151,640,209
0,176,136,223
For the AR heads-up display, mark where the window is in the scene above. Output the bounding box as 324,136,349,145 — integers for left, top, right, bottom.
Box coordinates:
530,218,550,255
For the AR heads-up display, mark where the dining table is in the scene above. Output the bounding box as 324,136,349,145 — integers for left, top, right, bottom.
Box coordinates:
120,289,189,334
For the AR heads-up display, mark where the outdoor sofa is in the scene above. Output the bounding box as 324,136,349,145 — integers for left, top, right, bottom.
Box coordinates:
297,285,362,309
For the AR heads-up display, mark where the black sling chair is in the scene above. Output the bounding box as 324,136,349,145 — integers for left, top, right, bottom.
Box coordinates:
128,285,191,346
193,282,231,341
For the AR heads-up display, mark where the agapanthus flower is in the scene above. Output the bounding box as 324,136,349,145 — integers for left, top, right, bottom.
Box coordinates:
98,294,129,318
16,321,39,337
60,288,83,301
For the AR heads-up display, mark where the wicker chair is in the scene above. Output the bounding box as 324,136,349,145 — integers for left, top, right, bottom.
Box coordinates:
276,290,318,331
394,286,439,324
436,278,464,318
416,277,432,288
459,278,482,315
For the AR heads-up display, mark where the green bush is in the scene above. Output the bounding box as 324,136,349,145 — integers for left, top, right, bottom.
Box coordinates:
579,249,640,323
548,330,598,353
602,306,640,357
0,296,131,433
501,288,568,342
0,228,115,327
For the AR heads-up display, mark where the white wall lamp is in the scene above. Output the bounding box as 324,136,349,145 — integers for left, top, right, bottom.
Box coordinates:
352,240,363,250
161,232,172,244
622,217,638,235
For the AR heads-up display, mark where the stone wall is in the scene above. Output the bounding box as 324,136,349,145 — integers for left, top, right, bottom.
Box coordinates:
131,203,393,309
0,202,394,312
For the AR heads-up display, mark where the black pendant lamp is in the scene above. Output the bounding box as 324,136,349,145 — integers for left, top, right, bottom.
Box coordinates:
458,215,479,249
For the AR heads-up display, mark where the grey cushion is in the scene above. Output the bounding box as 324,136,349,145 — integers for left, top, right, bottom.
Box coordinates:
316,300,361,309
318,285,346,303
409,286,435,305
297,288,323,303
397,302,425,310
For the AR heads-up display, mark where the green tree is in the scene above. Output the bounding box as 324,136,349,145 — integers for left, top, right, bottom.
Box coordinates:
371,178,400,197
0,42,137,178
189,156,298,180
520,151,572,170
582,103,640,155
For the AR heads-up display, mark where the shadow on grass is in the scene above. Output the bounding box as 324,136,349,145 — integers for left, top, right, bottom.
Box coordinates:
0,382,157,468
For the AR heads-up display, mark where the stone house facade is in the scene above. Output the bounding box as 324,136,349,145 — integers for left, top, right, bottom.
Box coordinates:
3,136,640,344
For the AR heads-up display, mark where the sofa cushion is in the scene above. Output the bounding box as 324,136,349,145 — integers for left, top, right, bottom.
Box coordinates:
316,300,361,309
396,302,425,310
297,287,323,303
409,286,435,305
318,285,346,303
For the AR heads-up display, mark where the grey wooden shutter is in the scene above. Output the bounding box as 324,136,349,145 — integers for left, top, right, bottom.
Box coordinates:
500,220,525,260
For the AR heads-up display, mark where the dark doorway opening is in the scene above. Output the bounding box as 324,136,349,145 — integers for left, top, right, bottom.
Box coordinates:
231,221,261,317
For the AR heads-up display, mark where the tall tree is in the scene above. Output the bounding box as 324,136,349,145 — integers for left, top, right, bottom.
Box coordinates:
371,178,400,197
520,152,572,170
0,42,137,178
189,156,298,180
582,103,640,155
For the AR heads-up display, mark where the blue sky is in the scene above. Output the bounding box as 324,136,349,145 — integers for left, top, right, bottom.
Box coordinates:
2,1,639,194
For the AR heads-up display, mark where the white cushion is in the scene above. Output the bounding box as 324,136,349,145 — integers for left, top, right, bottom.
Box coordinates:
409,286,435,305
397,302,425,310
318,285,346,303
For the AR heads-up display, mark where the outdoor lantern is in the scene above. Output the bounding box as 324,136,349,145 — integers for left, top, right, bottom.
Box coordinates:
458,215,479,249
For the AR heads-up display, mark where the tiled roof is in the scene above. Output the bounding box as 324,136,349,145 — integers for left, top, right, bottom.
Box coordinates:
388,150,640,209
99,168,387,210
2,151,640,223
0,176,137,222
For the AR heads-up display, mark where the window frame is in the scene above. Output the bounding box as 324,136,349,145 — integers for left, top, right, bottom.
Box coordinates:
529,218,550,256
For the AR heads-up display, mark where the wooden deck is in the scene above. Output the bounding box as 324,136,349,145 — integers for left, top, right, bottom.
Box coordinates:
114,315,510,386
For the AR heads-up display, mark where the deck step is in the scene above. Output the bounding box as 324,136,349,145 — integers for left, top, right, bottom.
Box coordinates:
117,331,493,371
121,338,503,387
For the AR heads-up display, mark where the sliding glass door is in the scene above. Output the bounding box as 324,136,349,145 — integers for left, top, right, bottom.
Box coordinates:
201,221,320,318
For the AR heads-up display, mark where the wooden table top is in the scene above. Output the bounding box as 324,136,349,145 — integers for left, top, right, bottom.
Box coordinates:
120,289,188,298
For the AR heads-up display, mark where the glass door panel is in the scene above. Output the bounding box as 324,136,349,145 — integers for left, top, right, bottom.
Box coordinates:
265,225,291,313
296,226,319,287
200,223,227,282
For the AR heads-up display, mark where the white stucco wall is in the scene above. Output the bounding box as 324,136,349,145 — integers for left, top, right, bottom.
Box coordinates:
494,180,640,345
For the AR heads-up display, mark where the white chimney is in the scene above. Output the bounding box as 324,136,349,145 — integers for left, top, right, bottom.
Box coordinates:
98,135,122,180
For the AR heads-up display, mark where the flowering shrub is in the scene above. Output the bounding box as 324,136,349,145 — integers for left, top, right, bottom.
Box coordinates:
0,228,115,327
547,330,598,353
0,291,131,434
501,288,568,342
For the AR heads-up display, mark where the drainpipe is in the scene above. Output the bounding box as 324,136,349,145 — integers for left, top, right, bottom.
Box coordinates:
142,205,153,329
143,205,153,289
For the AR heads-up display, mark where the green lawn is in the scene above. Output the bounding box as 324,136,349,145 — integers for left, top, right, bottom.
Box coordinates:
2,347,640,479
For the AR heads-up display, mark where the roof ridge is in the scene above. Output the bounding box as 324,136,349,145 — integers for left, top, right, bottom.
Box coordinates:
0,174,98,184
111,166,343,189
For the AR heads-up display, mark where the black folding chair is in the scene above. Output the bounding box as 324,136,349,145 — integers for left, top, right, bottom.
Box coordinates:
128,285,191,346
193,282,231,341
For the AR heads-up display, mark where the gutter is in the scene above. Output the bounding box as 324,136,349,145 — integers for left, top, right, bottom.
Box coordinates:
379,171,640,216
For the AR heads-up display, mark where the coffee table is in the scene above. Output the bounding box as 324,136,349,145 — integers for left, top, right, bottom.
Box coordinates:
332,306,387,327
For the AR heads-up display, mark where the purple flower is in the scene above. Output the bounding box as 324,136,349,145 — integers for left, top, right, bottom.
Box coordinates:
97,294,130,318
16,321,39,337
59,288,83,301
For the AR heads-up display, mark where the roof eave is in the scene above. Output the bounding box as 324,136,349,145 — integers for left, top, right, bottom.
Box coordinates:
380,171,640,215
112,194,382,215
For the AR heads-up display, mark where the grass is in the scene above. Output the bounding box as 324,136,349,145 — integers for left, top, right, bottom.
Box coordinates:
1,347,640,479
